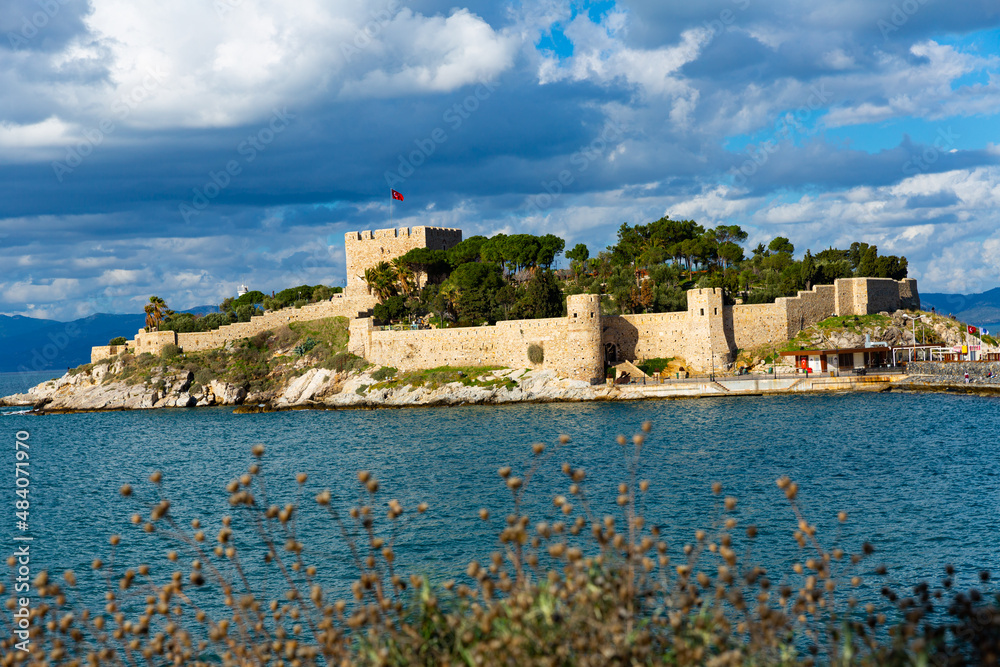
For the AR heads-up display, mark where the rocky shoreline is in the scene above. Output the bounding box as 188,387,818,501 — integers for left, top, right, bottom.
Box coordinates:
0,366,627,413
4,363,1000,415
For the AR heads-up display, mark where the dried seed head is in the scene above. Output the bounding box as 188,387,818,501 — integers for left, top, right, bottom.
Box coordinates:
642,421,652,433
120,484,132,497
838,511,848,523
640,480,650,493
315,490,331,505
418,502,428,513
498,466,512,478
725,497,737,511
149,471,162,484
296,473,307,485
109,535,120,546
366,479,379,493
616,435,627,446
479,509,489,521
506,477,523,490
632,434,644,446
357,471,370,483
558,434,570,444
252,444,265,458
776,476,790,489
746,525,758,539
532,443,545,455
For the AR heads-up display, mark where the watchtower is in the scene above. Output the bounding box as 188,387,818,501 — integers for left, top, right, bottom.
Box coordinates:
343,226,462,297
564,294,603,383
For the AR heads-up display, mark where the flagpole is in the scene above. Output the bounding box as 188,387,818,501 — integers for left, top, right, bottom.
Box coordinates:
390,189,393,227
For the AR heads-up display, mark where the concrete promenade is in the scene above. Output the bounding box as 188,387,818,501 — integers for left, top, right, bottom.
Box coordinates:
614,373,905,399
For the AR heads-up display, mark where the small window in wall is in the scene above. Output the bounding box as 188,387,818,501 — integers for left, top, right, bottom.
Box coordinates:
700,308,704,316
714,307,717,315
590,312,594,318
573,313,578,318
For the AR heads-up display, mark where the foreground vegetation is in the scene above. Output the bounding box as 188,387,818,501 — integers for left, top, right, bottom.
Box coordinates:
4,424,999,665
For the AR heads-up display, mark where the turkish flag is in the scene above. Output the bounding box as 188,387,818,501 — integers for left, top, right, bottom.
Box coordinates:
391,189,404,201
968,325,979,335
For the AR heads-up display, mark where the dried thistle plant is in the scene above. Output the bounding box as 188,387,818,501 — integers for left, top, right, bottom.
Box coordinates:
2,425,998,666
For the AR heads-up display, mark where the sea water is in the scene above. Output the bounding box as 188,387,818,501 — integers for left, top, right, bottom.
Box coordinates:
1,370,998,617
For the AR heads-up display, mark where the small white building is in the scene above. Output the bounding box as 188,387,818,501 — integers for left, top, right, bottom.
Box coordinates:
237,283,249,297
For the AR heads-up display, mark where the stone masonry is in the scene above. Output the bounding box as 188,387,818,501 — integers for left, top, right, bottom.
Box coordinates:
92,225,921,381
344,226,462,297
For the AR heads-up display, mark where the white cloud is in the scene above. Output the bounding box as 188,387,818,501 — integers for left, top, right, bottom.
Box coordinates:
537,11,707,125
8,0,520,134
2,278,81,303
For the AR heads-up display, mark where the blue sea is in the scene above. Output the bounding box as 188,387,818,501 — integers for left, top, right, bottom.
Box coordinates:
2,369,999,618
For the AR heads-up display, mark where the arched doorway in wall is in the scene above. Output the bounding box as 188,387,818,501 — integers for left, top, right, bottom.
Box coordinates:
604,343,618,365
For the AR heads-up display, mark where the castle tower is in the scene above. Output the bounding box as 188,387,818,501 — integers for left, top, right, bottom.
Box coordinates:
343,226,462,297
685,288,732,372
564,294,603,384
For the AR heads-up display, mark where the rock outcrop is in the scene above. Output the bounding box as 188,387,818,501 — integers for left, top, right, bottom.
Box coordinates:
0,365,631,413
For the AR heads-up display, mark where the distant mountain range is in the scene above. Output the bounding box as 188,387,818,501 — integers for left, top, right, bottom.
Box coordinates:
920,289,1000,331
0,306,219,374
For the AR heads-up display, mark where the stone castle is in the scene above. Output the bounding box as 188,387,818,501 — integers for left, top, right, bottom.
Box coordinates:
92,226,920,383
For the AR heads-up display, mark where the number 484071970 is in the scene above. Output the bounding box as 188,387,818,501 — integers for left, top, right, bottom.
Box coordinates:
15,437,29,524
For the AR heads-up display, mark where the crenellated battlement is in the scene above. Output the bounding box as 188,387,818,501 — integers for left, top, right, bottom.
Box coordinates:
344,226,462,297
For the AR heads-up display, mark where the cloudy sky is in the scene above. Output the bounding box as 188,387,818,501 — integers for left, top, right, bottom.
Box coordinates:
1,0,999,319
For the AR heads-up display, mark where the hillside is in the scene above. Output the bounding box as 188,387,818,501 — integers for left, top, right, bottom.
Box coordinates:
734,309,982,372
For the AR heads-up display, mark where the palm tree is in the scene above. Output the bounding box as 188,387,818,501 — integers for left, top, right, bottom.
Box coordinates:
144,296,167,331
390,257,415,296
438,282,460,325
363,262,396,303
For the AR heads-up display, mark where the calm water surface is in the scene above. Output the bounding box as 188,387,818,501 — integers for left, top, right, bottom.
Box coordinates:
1,370,999,611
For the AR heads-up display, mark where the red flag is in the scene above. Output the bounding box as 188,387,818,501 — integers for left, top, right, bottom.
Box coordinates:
968,325,979,335
391,189,404,201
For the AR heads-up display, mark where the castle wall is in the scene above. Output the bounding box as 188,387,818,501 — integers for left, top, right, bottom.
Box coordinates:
91,344,128,364
727,303,788,351
344,226,462,297
134,330,177,356
176,295,376,352
604,312,689,362
359,295,604,383
833,277,908,316
777,284,837,336
898,278,920,311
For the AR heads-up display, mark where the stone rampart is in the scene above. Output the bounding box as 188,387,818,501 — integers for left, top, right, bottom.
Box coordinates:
344,226,462,297
134,330,177,356
833,277,915,316
727,303,787,351
898,278,920,310
176,295,375,352
604,312,688,362
91,344,128,364
358,294,604,383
